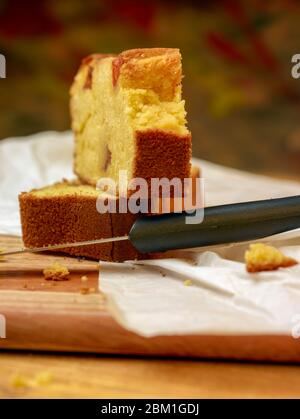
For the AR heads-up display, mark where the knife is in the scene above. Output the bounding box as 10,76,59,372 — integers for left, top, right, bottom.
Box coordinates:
2,195,300,257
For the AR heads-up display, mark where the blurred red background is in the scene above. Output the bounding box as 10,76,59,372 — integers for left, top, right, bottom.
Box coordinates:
0,0,300,178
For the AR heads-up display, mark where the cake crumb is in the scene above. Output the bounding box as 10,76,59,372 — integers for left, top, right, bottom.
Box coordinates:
11,374,28,389
43,262,70,281
184,279,193,286
80,286,96,295
0,248,5,261
80,286,90,295
33,371,53,387
11,371,53,389
245,243,298,273
81,275,88,282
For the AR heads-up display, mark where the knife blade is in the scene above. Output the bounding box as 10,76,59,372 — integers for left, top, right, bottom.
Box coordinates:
2,195,300,257
1,236,129,256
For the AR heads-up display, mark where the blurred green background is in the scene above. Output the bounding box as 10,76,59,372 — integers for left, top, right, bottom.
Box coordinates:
0,0,300,178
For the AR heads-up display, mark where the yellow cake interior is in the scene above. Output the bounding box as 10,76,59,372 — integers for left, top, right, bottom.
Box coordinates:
29,182,100,198
71,56,189,186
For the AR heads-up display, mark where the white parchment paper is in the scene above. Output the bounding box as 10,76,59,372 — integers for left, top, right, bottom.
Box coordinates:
0,131,300,337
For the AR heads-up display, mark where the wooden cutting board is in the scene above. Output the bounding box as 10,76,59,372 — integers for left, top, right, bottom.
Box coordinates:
1,235,300,362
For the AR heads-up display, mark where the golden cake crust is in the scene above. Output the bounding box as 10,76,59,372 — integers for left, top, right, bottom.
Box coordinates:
82,53,116,90
247,259,297,273
112,48,182,101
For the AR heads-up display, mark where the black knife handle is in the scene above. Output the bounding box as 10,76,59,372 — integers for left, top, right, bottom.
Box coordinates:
129,195,300,253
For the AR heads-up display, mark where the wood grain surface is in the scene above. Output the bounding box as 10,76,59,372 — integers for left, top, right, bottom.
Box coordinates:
1,235,300,399
1,351,300,399
0,235,99,274
1,235,300,363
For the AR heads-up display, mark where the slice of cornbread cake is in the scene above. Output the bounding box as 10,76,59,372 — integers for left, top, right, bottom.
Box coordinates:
19,167,200,262
19,181,114,261
70,48,192,189
19,181,144,262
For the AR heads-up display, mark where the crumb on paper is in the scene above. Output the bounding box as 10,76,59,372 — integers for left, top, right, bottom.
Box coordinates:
81,275,88,282
11,374,28,389
184,279,193,286
245,243,298,273
43,262,70,281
